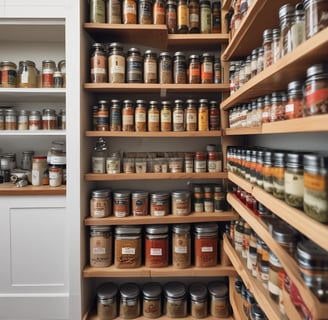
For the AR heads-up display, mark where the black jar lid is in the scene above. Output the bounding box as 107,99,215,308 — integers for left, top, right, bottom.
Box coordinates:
297,240,328,270
143,282,162,299
306,63,328,78
120,283,140,299
164,281,186,299
208,281,228,298
97,282,118,301
189,283,208,301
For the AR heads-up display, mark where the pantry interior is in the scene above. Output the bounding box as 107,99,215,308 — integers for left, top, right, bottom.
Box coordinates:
0,0,327,319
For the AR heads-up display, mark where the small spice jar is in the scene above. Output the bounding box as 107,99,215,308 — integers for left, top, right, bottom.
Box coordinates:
209,100,220,130
189,283,208,319
150,192,170,216
4,109,17,130
132,191,149,216
201,53,213,84
90,189,112,218
21,150,34,170
263,29,273,68
173,51,187,84
90,225,113,267
188,54,201,84
90,0,106,22
107,0,122,23
172,224,191,268
18,110,29,130
113,190,130,217
148,100,160,132
142,282,162,318
171,190,191,216
194,151,207,173
90,43,107,83
97,283,118,320
17,60,37,88
160,100,172,132
208,281,230,318
145,224,169,267
122,99,135,131
163,282,187,318
166,0,177,33
138,0,153,24
211,0,221,33
172,99,185,131
134,99,147,131
42,108,57,129
119,283,140,319
194,223,218,267
114,225,142,268
42,60,56,88
159,52,173,84
110,99,122,131
198,99,209,131
272,151,286,200
193,185,204,212
49,165,63,187
153,0,165,24
31,155,48,186
303,153,328,223
304,0,328,39
97,99,110,131
263,150,273,194
126,47,143,83
0,61,17,88
122,0,137,23
185,99,198,131
200,0,211,33
144,50,158,84
28,110,41,130
177,0,189,33
108,42,125,83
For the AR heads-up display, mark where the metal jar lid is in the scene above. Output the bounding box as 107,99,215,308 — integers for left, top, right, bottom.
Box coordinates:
146,224,169,235
19,60,36,68
120,283,140,299
163,281,186,299
303,153,328,174
286,152,303,168
115,225,142,235
172,223,191,234
273,151,285,167
143,282,162,300
144,49,157,58
90,225,112,235
272,222,299,244
279,3,295,20
92,189,112,198
132,191,148,198
250,303,266,319
97,282,118,301
159,52,171,59
127,47,141,55
151,192,169,201
306,63,328,79
172,190,191,199
208,281,228,298
296,240,328,270
114,190,130,199
189,283,208,301
194,222,218,234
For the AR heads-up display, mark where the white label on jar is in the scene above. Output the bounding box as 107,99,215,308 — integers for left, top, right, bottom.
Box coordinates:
115,210,128,217
136,112,146,122
145,62,157,74
204,201,213,212
186,113,197,123
153,210,165,216
31,170,42,186
92,156,105,173
122,247,135,255
201,246,213,252
208,160,222,172
150,248,162,256
195,160,206,172
285,103,294,113
173,112,184,123
175,246,187,254
93,247,106,254
149,113,159,122
91,67,106,74
284,171,303,196
49,170,62,187
106,159,120,173
194,203,204,212
123,114,133,125
94,209,105,217
202,62,212,73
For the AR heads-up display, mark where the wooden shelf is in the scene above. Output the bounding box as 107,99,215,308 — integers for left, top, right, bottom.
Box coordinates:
222,0,232,11
85,130,222,137
222,0,301,60
224,127,261,136
221,28,328,110
223,234,281,320
84,83,230,93
226,194,328,319
0,130,66,136
0,183,66,195
85,211,238,226
0,88,66,103
227,171,253,194
83,264,237,278
85,172,228,181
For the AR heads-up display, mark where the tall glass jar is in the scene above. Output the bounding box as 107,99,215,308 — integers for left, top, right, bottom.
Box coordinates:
122,0,137,23
91,43,107,83
153,0,165,24
172,224,191,268
173,51,187,84
90,0,106,22
90,225,113,267
122,99,135,131
272,151,285,200
188,0,200,33
263,29,273,68
135,99,147,131
173,99,185,131
17,60,37,88
110,99,122,131
200,0,211,33
144,50,158,83
108,42,125,83
279,3,294,56
159,52,172,83
107,0,122,23
201,53,213,84
138,0,153,24
119,283,140,319
198,98,209,131
291,3,306,50
304,0,328,39
185,99,198,131
97,283,118,320
188,54,200,84
148,100,160,132
42,60,56,88
126,47,143,83
166,0,177,33
177,0,189,33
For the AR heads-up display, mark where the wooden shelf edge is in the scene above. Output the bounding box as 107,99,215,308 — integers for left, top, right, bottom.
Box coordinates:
83,264,237,278
223,234,281,320
229,278,244,320
0,183,66,195
282,288,303,320
85,211,239,226
227,193,328,319
85,130,223,138
223,127,262,135
84,23,167,31
227,172,253,194
85,172,228,181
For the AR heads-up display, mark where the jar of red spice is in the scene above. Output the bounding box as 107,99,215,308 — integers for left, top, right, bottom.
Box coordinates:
145,224,169,267
285,80,304,119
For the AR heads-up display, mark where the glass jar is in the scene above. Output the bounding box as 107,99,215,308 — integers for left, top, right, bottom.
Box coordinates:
138,0,153,24
173,51,187,84
194,222,218,267
256,47,264,74
194,151,207,173
270,92,285,122
122,0,137,23
250,303,267,320
113,190,130,217
304,0,328,39
172,99,185,131
291,3,306,50
119,283,140,319
122,99,134,131
177,0,189,33
148,100,160,132
209,100,220,130
208,281,230,317
279,3,294,56
272,151,285,200
153,0,165,24
193,185,204,212
198,98,209,131
142,282,162,318
171,190,191,216
263,150,273,193
42,108,57,129
150,192,170,216
108,42,125,83
145,224,169,267
0,61,17,88
114,225,142,268
126,47,143,83
18,110,29,130
163,282,187,318
188,0,200,33
29,110,41,130
304,63,328,116
201,53,213,84
131,191,149,216
214,56,222,83
107,0,122,23
90,189,112,218
303,153,328,223
17,60,37,88
189,283,208,319
21,150,34,170
90,225,113,267
92,137,108,173
200,0,211,33
160,100,172,131
42,60,56,88
166,0,177,33
97,283,118,320
185,99,198,131
211,0,221,33
4,109,16,130
58,109,66,129
188,54,200,84
263,29,273,68
285,80,304,119
272,28,281,64
97,99,109,131
144,50,158,83
110,99,122,131
90,0,105,22
172,224,191,268
272,221,299,255
159,52,172,84
134,99,147,131
284,152,304,208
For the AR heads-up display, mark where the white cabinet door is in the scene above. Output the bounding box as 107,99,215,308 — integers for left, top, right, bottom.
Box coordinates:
0,195,69,319
4,0,65,18
0,0,4,17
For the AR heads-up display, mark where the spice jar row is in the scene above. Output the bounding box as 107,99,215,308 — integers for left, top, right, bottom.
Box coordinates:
90,222,225,268
92,98,220,132
234,277,269,320
92,147,223,175
227,146,328,224
91,43,222,84
90,183,226,218
95,280,230,320
89,0,222,34
0,59,65,88
0,108,66,130
228,62,328,126
229,1,328,95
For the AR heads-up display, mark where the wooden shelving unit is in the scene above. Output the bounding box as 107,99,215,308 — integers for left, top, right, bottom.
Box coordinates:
85,130,222,137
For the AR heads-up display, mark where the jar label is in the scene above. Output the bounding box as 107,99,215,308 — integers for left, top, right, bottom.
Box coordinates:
304,172,326,192
122,247,135,254
150,248,163,256
174,245,188,254
93,247,106,254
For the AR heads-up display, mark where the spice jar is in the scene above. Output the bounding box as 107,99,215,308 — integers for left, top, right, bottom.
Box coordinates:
4,109,17,130
214,184,225,212
208,151,222,172
122,0,137,23
49,165,63,187
173,51,187,84
42,60,56,88
90,189,112,218
171,190,191,216
194,222,218,267
188,54,200,84
203,185,214,212
90,225,113,267
304,63,328,116
110,99,122,131
214,56,221,84
97,99,109,131
172,224,191,268
270,91,285,122
198,98,209,131
250,303,267,320
272,151,285,200
144,50,158,84
106,151,121,172
114,225,142,268
208,281,230,317
200,0,211,33
303,153,328,223
291,3,306,50
263,150,273,193
17,60,37,88
177,0,189,33
145,224,169,267
57,109,66,129
172,99,185,131
189,283,208,319
263,29,273,68
31,155,48,186
126,47,143,83
211,0,221,33
153,0,165,24
0,61,17,88
159,52,173,84
148,100,160,131
166,0,177,33
113,190,130,217
150,192,170,216
163,282,187,318
193,185,204,212
29,110,41,130
108,42,125,83
160,100,172,131
284,152,304,208
107,0,122,23
97,283,118,320
272,221,299,255
142,282,162,318
194,151,207,173
134,99,147,131
18,110,29,130
304,0,328,39
122,99,135,131
132,191,149,216
201,53,213,84
42,108,57,129
185,99,198,131
279,3,294,56
90,0,105,22
138,0,153,24
119,283,140,319
188,0,200,33
21,150,34,170
209,100,220,130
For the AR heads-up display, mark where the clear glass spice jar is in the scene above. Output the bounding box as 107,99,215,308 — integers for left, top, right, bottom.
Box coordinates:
97,282,118,320
119,283,140,319
142,282,162,318
163,282,187,318
208,281,230,318
90,225,113,267
189,282,208,319
108,42,125,83
172,223,191,268
126,47,143,83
